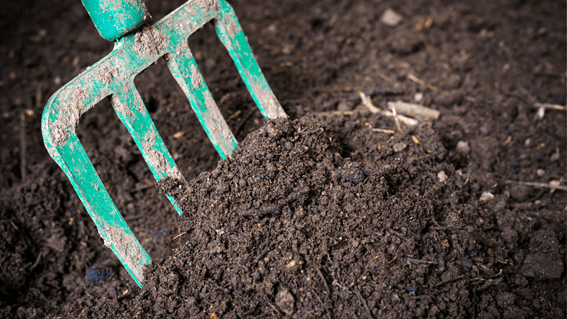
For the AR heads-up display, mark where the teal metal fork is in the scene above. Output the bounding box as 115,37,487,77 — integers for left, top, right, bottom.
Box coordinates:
41,0,286,287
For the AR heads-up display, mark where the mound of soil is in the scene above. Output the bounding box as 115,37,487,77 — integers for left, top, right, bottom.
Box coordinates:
0,0,565,318
53,115,564,318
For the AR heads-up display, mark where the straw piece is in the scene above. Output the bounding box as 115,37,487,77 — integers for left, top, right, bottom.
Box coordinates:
359,92,418,128
387,100,440,120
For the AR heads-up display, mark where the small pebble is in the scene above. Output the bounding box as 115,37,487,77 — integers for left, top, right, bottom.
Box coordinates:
393,143,407,153
434,90,463,107
524,138,531,147
536,107,545,119
479,192,495,202
496,292,516,308
536,169,545,177
456,141,470,154
550,149,560,162
275,289,295,315
389,31,423,54
437,171,447,183
337,100,351,112
414,92,423,102
380,8,403,27
550,180,561,193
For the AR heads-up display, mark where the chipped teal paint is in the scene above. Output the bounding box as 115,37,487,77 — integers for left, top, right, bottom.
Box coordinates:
42,0,286,287
81,0,149,41
47,131,151,287
215,0,286,119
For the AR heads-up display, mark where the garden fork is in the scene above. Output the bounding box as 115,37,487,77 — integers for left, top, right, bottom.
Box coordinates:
41,0,286,287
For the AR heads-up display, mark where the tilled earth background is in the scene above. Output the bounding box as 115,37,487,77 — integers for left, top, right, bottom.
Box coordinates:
0,0,565,318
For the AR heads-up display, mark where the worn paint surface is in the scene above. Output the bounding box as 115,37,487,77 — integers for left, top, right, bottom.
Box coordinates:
42,0,287,287
81,0,151,41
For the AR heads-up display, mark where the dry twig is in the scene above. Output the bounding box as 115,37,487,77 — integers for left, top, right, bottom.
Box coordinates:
359,92,418,129
314,265,330,295
503,92,565,120
312,290,332,319
391,107,403,133
407,258,438,265
355,290,374,319
534,102,566,110
434,275,466,287
408,74,439,92
372,128,396,134
506,180,567,192
172,232,187,240
364,122,395,134
20,112,27,182
387,100,440,120
261,294,283,316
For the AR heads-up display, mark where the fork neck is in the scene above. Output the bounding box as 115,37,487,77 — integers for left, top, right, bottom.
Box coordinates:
81,0,151,41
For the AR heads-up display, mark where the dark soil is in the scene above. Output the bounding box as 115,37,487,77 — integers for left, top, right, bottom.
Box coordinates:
1,0,565,318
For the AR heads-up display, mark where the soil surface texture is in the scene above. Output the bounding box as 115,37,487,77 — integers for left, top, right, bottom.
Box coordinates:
0,0,565,318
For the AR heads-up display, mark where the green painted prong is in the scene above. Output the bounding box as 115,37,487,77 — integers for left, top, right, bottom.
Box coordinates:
165,44,238,159
111,83,186,215
42,107,151,287
81,0,150,41
214,0,287,119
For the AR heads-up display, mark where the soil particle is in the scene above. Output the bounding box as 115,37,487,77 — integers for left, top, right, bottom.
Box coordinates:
435,90,464,108
275,288,295,315
393,142,407,152
455,141,470,154
437,170,447,183
479,191,494,203
521,252,563,280
380,8,403,27
496,291,516,308
388,30,424,55
45,231,66,252
520,230,564,280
